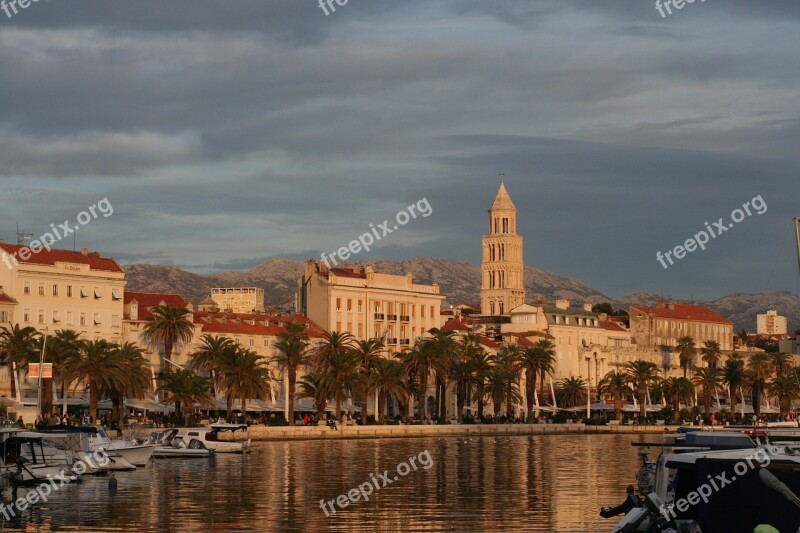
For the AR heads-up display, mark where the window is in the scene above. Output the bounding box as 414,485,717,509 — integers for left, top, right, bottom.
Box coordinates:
38,310,44,324
80,286,88,298
112,288,122,300
421,306,425,318
23,281,30,295
52,284,58,297
111,315,120,327
94,288,102,299
23,309,30,322
336,298,341,311
38,283,45,296
249,338,255,347
52,311,60,323
358,300,363,313
234,337,241,345
67,285,72,298
263,339,269,347
347,299,352,312
0,311,6,323
80,312,86,326
66,311,73,325
93,313,101,325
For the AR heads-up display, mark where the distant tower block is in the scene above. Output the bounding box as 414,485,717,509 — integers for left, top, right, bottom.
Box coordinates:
210,287,265,314
480,177,525,316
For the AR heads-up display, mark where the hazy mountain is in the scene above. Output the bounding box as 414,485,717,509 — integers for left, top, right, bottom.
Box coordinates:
122,258,797,332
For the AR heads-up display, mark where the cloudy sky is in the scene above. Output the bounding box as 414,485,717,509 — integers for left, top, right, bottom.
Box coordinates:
1,0,798,300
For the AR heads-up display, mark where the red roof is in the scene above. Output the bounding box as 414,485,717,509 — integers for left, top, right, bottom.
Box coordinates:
442,318,470,332
478,336,499,349
0,292,18,304
0,243,123,273
194,311,325,338
125,292,190,320
601,320,628,332
630,303,731,325
316,268,367,280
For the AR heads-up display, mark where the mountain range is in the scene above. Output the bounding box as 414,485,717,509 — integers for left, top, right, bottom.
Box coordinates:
122,257,798,332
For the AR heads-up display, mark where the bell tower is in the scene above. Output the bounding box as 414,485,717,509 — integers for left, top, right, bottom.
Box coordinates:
481,176,525,316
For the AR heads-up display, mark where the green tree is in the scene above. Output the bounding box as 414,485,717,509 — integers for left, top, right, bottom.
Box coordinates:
218,345,272,416
401,338,440,420
723,355,746,417
371,358,408,422
557,376,586,408
427,328,457,421
676,336,695,377
43,329,81,415
61,340,127,421
448,359,477,423
483,368,520,418
692,367,723,417
519,340,556,423
189,334,235,396
157,369,214,426
352,338,385,425
142,305,195,366
625,360,661,420
317,347,362,421
747,352,772,416
598,371,629,421
769,375,800,420
0,324,39,400
770,352,793,378
272,323,311,426
491,344,522,418
700,340,722,369
107,342,152,425
663,377,695,423
298,371,328,421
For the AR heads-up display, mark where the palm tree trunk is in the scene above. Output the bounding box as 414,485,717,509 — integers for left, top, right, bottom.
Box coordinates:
226,394,233,421
419,373,428,419
183,404,192,426
434,376,440,421
730,387,738,419
477,385,484,419
288,367,296,426
9,365,17,400
456,387,465,423
525,369,535,423
361,388,369,425
89,380,98,422
336,392,342,423
672,398,680,423
639,387,646,420
42,377,53,415
439,380,447,421
378,391,386,422
242,398,247,421
753,383,762,416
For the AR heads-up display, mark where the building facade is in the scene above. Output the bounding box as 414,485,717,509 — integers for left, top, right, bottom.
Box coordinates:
480,180,525,316
210,287,265,314
629,301,734,355
297,260,445,353
757,310,788,335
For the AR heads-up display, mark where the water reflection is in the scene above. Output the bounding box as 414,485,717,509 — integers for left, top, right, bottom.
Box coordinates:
1,434,646,532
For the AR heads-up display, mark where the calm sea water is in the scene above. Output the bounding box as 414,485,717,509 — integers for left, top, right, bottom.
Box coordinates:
2,434,647,532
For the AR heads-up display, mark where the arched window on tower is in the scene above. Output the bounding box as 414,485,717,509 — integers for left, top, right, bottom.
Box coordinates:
499,301,504,315
490,302,495,315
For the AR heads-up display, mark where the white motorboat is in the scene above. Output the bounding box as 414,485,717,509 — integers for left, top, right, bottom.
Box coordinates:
0,428,80,485
177,424,251,454
37,425,153,468
149,429,214,459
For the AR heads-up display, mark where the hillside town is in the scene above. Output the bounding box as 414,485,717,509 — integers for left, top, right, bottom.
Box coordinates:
0,182,796,427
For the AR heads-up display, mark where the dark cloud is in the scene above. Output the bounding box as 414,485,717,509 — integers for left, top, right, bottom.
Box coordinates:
0,0,798,301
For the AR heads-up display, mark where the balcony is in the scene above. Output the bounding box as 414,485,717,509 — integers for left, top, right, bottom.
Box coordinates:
399,338,410,345
387,338,398,344
387,314,398,321
373,313,385,320
399,315,410,322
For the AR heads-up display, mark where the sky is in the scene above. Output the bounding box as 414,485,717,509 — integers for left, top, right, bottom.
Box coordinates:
0,0,798,301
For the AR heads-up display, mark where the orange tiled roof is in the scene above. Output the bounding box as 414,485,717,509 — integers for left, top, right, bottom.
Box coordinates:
125,291,190,320
630,303,731,325
601,320,628,332
0,243,123,273
442,318,470,332
0,292,17,304
194,311,325,338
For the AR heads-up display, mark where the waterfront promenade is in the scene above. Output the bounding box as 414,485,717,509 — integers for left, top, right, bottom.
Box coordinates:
215,423,679,442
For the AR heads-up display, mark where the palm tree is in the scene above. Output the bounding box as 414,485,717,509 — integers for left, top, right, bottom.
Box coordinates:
483,368,520,418
519,340,556,421
372,358,408,422
676,336,696,377
747,353,772,416
692,367,723,417
723,356,746,418
0,324,39,399
700,340,722,369
598,371,629,421
107,342,152,425
317,348,362,421
770,352,793,378
427,328,457,421
218,346,272,416
272,323,311,426
491,345,522,418
189,334,235,395
401,338,439,419
448,359,477,423
298,371,328,421
663,377,695,423
769,375,800,419
557,376,586,408
625,360,661,420
532,340,556,404
142,305,195,367
467,349,492,420
352,338,385,425
157,369,214,426
43,329,81,415
61,340,127,420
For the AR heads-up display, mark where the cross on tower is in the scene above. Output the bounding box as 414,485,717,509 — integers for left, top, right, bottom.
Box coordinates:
499,171,505,183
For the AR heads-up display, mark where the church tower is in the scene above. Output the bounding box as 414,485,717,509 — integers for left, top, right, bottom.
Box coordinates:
481,178,525,316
